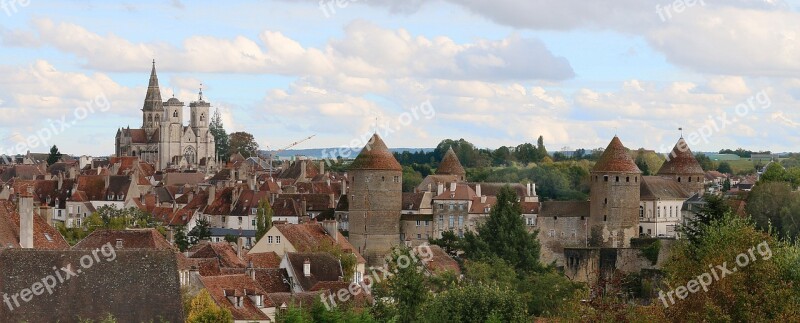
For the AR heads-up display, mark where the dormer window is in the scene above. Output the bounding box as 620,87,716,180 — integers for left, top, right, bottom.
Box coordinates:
117,194,124,201
108,194,114,200
116,238,123,249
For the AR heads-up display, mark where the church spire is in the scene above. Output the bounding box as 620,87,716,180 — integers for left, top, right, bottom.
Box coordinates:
142,59,164,112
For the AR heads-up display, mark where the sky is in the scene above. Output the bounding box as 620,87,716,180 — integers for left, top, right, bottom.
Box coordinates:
0,0,799,156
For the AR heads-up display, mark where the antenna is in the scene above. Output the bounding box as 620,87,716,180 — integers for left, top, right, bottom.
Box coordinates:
374,116,378,134
199,83,203,100
679,127,684,138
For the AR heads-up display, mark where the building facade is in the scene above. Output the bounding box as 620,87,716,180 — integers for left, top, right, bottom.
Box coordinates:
115,62,217,171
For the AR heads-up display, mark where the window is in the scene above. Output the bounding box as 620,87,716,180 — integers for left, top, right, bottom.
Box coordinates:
548,229,555,237
604,215,607,221
416,220,421,227
626,176,630,182
238,217,243,225
678,177,682,182
458,215,463,228
640,206,644,218
393,176,400,183
381,176,385,181
688,177,692,182
276,236,281,243
425,221,429,227
438,215,444,227
615,176,620,182
268,236,274,244
449,204,454,211
173,110,179,117
44,233,53,242
252,219,256,226
438,203,444,210
604,175,609,182
449,216,454,228
365,176,370,183
571,229,577,237
417,234,422,240
252,208,257,215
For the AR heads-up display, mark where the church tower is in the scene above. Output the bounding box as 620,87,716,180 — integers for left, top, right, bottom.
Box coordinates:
657,137,705,197
588,136,641,248
142,60,163,137
435,147,466,182
190,86,210,133
348,134,403,266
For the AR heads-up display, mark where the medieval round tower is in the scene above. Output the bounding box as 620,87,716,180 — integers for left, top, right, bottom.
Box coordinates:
657,137,705,197
435,147,467,182
348,133,403,266
589,136,641,248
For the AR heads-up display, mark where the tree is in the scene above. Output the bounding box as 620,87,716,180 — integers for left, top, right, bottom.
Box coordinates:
428,230,462,258
761,163,787,183
47,145,62,166
635,154,651,176
186,290,233,323
463,185,543,273
188,217,212,244
717,161,733,175
695,153,714,171
420,283,529,322
682,194,731,246
209,109,230,162
371,246,429,323
536,135,548,163
746,182,800,239
227,131,259,158
722,178,731,192
174,226,190,252
663,214,800,321
255,198,272,241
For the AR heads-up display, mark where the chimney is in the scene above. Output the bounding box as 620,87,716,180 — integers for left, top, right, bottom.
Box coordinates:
319,160,325,176
301,199,307,217
246,261,255,280
481,195,487,203
449,182,456,192
526,183,531,196
57,173,64,190
475,184,481,197
104,175,110,190
322,220,339,242
340,179,346,196
19,190,34,248
166,228,175,243
437,183,444,196
532,183,537,196
303,259,311,277
207,185,216,206
300,160,307,180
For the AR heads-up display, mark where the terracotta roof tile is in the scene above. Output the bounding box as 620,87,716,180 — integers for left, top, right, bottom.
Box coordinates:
436,147,466,176
592,136,641,173
657,138,704,175
349,134,402,171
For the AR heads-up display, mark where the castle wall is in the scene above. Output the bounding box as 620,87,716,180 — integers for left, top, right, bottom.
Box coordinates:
348,169,402,266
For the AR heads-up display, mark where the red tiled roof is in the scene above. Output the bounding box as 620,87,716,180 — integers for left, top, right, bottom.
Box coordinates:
200,275,271,321
190,242,246,268
436,147,466,176
592,136,641,173
349,134,402,171
73,229,174,250
246,251,281,269
658,138,704,175
274,222,365,264
423,245,461,275
0,200,69,250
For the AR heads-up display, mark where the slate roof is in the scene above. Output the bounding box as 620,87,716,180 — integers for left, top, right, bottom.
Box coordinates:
402,192,427,211
0,249,183,323
592,136,641,173
658,138,704,175
539,201,591,218
640,176,692,200
253,268,292,293
349,134,402,171
286,252,344,291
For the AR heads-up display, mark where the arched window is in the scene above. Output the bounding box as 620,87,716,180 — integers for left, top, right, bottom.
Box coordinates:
155,114,160,123
200,113,205,122
147,114,153,122
184,146,196,165
173,110,179,118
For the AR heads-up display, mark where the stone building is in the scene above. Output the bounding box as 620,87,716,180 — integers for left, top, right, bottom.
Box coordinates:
115,61,217,171
657,137,705,197
347,134,403,266
587,136,642,248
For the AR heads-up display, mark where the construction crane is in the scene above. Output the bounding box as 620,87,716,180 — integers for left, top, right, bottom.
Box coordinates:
265,134,316,176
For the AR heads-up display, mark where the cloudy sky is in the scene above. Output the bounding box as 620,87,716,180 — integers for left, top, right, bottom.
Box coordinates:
1,0,799,156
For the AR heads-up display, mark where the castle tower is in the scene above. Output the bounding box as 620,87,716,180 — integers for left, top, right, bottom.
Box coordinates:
589,136,641,248
436,147,466,181
142,60,164,136
657,137,705,197
348,133,403,266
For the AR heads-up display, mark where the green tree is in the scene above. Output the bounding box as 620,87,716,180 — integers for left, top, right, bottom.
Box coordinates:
256,198,272,241
227,131,259,158
174,226,190,252
372,246,429,323
47,145,62,166
209,109,230,162
717,161,733,174
188,217,212,244
401,166,423,192
463,185,542,273
536,135,548,163
663,214,800,321
695,153,714,171
428,230,462,258
420,283,529,322
635,154,651,176
746,182,800,239
682,195,731,246
722,178,731,192
761,163,788,183
186,290,233,323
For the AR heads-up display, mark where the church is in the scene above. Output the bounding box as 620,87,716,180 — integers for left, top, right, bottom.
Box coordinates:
115,62,217,171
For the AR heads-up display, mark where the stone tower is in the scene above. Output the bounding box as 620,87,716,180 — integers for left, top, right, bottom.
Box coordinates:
190,87,210,133
348,133,403,266
435,147,466,181
142,60,163,137
657,137,705,197
589,136,641,248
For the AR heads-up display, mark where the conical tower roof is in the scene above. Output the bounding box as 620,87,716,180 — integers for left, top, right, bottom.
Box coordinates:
143,60,163,112
592,136,641,173
436,147,466,176
657,138,704,175
349,134,402,171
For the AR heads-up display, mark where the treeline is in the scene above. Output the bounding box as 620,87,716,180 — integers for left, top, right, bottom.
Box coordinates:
718,148,772,158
